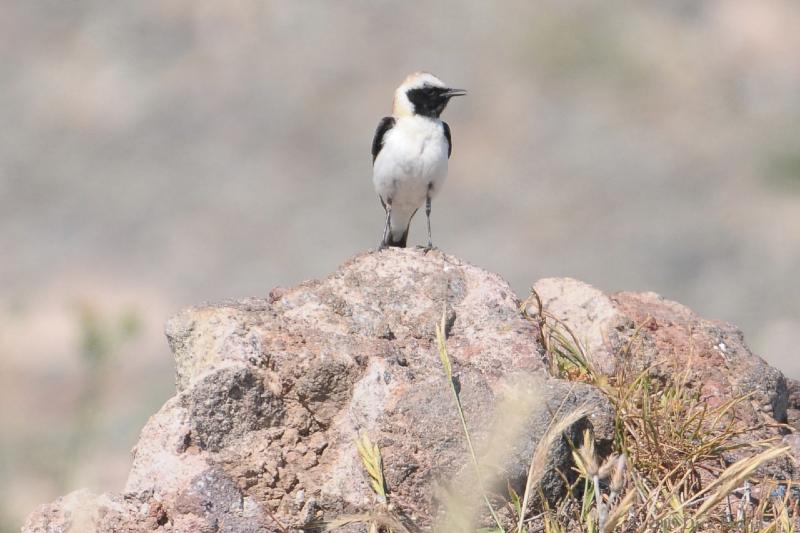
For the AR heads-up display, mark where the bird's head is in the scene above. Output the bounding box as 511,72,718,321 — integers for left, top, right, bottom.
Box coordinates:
392,72,466,119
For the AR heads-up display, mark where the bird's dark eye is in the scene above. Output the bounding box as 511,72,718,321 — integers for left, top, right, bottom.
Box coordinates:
406,85,450,118
418,86,438,98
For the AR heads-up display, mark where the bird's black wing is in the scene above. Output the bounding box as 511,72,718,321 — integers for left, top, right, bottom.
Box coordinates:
371,117,396,163
442,121,452,158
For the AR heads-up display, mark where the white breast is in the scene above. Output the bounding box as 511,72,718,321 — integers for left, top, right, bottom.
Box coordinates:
372,116,449,218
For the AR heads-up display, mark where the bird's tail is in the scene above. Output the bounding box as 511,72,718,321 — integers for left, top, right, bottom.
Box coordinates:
382,225,409,248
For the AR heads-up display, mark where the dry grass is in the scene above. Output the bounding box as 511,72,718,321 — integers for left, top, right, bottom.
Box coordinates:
315,432,409,533
324,300,796,532
519,290,797,533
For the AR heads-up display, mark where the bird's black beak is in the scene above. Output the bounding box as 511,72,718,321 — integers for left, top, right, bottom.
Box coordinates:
443,88,467,98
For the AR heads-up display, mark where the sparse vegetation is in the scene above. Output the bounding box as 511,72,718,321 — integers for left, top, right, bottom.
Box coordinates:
520,290,795,532
436,310,506,532
325,300,795,532
317,433,409,533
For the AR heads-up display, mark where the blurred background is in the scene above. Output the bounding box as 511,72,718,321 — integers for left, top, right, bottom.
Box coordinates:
2,1,800,530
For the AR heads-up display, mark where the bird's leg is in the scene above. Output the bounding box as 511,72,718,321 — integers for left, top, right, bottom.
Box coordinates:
424,194,434,252
379,200,392,250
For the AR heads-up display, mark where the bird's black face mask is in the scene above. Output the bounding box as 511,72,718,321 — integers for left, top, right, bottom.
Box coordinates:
406,85,466,118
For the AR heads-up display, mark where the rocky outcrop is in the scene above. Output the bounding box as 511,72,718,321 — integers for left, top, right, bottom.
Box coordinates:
532,278,795,481
23,250,797,532
788,378,800,433
531,278,789,427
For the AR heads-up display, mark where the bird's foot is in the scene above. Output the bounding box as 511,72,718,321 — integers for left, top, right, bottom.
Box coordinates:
418,244,437,254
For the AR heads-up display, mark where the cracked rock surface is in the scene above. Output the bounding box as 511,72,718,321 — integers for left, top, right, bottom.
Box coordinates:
23,249,795,532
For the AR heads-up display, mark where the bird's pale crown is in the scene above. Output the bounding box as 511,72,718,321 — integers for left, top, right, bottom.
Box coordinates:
392,72,447,117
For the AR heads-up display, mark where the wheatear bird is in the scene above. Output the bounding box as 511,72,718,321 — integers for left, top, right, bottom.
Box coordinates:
371,72,466,249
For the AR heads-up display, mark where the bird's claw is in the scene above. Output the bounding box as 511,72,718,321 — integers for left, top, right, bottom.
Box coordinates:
419,244,436,254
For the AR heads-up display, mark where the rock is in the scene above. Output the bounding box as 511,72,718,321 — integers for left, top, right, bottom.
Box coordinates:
532,278,795,476
21,490,153,533
23,252,795,532
612,290,788,427
532,278,788,429
530,277,634,374
787,378,800,432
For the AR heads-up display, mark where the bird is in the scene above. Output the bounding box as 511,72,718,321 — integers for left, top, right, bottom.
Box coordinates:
371,72,466,249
